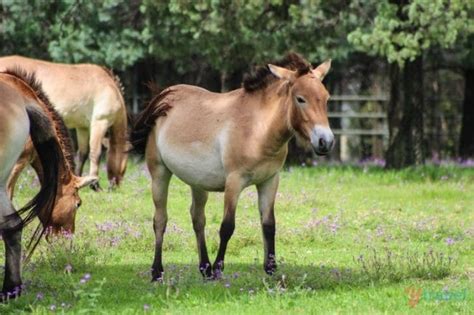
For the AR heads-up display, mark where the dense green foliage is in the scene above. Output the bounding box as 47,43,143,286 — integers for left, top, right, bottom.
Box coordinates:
0,162,473,313
348,0,473,66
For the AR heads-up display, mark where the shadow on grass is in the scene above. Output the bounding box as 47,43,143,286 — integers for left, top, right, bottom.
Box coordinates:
0,258,455,312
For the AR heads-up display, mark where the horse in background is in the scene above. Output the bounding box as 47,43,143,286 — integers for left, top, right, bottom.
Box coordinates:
131,53,334,280
0,56,128,191
0,69,95,298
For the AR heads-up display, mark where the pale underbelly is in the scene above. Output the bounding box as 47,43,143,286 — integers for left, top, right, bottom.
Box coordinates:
160,143,226,191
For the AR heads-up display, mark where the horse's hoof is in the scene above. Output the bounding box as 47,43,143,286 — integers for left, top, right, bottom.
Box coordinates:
212,261,224,279
199,263,212,279
264,264,277,275
264,259,277,275
151,269,164,282
90,182,102,192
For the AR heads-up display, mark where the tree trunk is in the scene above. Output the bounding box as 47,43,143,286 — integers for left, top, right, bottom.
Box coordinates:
385,56,425,168
459,67,474,158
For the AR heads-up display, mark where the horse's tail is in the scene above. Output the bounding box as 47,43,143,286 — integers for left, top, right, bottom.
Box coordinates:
130,88,173,155
16,104,62,260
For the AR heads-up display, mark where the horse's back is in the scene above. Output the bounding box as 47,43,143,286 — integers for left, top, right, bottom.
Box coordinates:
0,55,122,128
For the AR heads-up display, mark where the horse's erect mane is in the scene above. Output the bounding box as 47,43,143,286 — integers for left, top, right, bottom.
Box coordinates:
3,67,76,172
101,66,125,94
243,52,312,92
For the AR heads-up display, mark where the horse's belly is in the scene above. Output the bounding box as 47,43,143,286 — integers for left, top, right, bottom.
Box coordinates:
160,141,226,191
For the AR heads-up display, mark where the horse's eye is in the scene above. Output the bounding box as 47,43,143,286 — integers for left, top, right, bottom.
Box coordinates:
296,96,306,104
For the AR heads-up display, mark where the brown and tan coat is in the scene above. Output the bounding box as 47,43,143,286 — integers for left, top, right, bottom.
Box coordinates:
0,70,94,298
131,53,334,280
0,56,128,190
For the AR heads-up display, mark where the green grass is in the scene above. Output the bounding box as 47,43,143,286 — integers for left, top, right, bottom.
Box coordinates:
1,161,473,314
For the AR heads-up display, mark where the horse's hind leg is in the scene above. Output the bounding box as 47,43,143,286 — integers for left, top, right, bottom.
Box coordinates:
256,174,279,275
0,189,22,300
190,187,212,278
88,120,109,191
149,164,172,281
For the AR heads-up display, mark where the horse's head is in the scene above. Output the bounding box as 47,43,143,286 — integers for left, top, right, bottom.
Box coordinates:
47,175,98,233
268,60,334,155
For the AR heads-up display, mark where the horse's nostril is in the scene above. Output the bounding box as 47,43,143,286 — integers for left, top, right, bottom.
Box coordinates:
319,137,326,148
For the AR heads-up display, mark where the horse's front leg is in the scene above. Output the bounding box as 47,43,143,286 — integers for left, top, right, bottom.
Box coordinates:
257,174,279,275
213,173,244,277
150,165,172,281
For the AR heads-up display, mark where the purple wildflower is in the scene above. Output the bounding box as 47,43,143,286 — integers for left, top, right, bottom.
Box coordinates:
445,237,455,246
36,292,44,300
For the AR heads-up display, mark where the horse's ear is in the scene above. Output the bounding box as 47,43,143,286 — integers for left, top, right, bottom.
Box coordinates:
75,175,99,190
268,64,296,82
313,59,331,81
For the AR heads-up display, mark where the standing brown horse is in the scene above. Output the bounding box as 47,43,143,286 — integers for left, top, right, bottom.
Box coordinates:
0,56,128,190
0,69,74,298
131,53,334,280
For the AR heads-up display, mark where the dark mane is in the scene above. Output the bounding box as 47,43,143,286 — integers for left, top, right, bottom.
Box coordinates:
3,67,76,172
243,52,312,92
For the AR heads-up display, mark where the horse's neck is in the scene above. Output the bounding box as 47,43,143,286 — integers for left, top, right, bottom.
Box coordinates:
256,83,294,154
35,102,75,183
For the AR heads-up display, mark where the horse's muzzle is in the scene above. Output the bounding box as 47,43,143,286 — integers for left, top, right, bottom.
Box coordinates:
311,126,335,156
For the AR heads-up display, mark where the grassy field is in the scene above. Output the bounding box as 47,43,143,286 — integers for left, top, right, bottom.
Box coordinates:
1,160,473,314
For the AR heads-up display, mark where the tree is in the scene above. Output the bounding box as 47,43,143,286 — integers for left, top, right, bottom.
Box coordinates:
459,35,474,158
141,0,296,91
0,0,146,70
348,0,473,168
47,0,146,70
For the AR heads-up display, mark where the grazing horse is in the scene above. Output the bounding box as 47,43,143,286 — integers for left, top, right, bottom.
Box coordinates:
0,55,128,190
3,70,98,234
0,70,74,298
131,53,334,280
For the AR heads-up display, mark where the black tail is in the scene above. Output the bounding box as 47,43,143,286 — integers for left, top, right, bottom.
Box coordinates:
130,88,173,155
15,105,63,260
